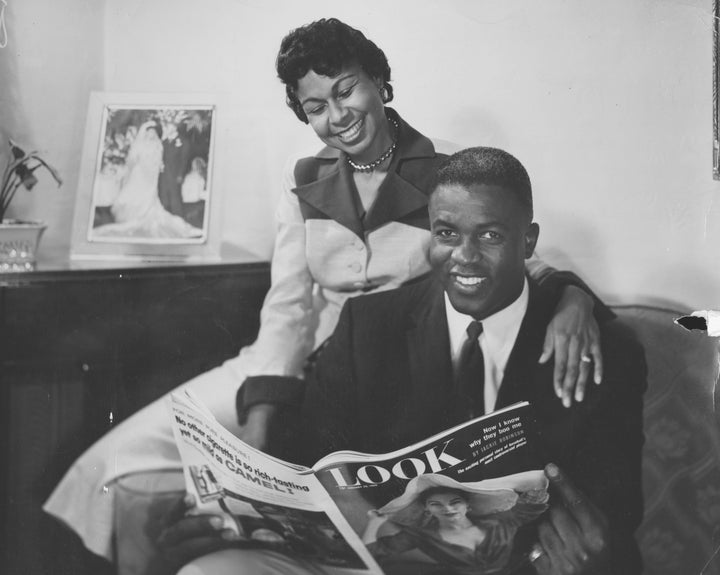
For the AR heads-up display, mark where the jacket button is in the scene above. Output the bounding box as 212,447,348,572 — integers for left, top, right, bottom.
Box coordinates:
350,262,362,273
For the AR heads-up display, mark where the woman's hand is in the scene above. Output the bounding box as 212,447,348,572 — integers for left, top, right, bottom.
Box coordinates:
539,286,603,407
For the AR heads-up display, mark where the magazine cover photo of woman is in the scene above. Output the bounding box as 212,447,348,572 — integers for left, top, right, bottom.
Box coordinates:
362,472,549,575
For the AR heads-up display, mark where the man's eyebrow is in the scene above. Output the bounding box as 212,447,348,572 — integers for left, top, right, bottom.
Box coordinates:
431,217,508,229
478,221,509,229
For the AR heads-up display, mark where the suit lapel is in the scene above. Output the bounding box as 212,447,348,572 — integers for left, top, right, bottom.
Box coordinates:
495,279,557,409
496,280,581,463
406,280,454,396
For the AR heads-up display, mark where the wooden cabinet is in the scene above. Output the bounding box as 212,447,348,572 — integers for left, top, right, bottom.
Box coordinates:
0,260,270,574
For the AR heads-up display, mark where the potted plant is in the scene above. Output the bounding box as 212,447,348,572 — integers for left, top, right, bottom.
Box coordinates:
0,139,62,271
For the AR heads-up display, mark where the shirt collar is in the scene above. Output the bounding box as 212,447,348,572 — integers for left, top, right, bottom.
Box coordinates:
444,278,530,359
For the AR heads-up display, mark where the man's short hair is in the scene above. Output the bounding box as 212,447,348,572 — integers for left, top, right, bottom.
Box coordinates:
434,147,533,221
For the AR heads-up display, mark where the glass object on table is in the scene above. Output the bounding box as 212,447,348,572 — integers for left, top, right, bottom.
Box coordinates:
113,469,185,575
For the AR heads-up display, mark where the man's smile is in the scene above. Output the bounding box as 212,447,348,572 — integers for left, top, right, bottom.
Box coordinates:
452,274,486,287
448,271,489,294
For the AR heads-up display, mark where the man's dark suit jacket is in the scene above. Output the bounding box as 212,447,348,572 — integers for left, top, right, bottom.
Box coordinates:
299,275,647,574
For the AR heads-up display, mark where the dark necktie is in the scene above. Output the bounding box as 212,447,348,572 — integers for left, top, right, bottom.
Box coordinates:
455,320,485,419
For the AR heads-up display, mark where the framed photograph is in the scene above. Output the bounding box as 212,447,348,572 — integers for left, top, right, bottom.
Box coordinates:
71,92,222,261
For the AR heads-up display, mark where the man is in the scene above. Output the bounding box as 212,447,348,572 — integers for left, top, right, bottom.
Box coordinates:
165,147,646,574
290,147,646,574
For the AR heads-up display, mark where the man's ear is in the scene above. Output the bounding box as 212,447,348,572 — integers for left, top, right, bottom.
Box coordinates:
524,222,540,258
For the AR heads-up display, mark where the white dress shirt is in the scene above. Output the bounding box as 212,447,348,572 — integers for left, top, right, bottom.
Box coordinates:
444,278,529,413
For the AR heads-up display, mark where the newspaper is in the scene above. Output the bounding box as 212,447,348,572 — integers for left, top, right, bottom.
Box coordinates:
170,391,549,574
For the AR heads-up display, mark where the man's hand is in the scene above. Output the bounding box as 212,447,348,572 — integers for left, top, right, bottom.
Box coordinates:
531,464,609,575
151,493,238,574
539,286,603,407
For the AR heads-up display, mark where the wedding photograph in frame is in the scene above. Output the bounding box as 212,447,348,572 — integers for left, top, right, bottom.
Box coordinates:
71,92,222,261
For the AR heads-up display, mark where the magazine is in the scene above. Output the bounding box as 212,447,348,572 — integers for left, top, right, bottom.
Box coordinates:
169,391,549,574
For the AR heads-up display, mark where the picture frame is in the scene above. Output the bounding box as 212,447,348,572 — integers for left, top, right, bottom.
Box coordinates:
71,92,222,261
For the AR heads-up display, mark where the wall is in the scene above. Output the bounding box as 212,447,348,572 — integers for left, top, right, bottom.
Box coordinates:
7,0,720,309
1,0,104,256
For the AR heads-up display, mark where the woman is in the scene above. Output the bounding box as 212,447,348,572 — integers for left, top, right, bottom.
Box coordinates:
238,17,608,439
44,18,605,562
93,120,203,239
363,473,549,575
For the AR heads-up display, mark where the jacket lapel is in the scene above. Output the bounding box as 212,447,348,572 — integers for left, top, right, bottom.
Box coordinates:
495,280,579,463
292,109,440,239
495,279,557,409
363,111,439,232
292,150,364,239
405,280,456,425
362,170,432,232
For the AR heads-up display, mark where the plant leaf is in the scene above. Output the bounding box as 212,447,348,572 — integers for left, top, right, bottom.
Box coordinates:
8,139,27,160
27,154,63,185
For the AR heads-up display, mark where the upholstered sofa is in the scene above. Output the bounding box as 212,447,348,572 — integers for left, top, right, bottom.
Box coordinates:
614,306,720,575
107,305,720,574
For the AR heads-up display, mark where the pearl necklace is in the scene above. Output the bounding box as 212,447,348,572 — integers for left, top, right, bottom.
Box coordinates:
346,117,399,172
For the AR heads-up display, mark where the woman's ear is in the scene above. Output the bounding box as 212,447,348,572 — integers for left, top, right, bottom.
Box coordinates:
375,78,390,103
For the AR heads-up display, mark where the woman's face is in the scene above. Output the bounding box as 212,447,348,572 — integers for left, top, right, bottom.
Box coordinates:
424,492,470,521
295,63,391,164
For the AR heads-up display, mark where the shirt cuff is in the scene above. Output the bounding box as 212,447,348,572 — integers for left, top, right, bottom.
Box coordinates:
236,375,305,422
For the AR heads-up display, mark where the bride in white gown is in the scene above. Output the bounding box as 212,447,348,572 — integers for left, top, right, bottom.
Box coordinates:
93,120,203,239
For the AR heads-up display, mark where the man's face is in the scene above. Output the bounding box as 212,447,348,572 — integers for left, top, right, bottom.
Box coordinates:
429,183,539,320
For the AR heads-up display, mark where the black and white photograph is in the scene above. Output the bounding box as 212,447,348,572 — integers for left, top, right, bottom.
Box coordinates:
220,497,367,570
68,92,220,261
88,104,214,243
1,1,719,575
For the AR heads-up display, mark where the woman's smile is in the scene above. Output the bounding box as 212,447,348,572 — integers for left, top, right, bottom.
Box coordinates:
335,118,365,143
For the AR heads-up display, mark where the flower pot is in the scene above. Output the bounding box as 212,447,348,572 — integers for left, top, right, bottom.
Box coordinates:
0,219,47,272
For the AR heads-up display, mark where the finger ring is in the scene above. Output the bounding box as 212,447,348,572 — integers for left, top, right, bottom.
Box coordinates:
581,355,592,363
528,543,545,562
